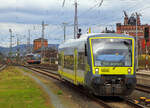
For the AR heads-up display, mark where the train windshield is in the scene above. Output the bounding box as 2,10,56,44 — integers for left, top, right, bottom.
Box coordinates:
26,54,41,60
91,38,132,67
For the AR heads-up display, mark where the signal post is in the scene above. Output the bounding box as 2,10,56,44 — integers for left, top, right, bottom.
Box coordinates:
144,27,149,70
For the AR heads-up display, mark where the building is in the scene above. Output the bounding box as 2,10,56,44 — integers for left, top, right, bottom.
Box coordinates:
102,27,115,33
116,11,150,53
33,38,48,51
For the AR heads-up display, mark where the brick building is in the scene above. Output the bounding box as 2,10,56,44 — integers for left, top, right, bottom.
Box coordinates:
33,38,48,51
116,11,150,53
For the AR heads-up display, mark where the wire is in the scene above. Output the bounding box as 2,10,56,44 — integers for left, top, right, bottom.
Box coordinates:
62,0,66,7
98,0,103,7
91,0,149,28
61,0,104,25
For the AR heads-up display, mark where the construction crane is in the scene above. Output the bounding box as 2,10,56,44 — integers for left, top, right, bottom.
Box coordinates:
123,10,128,17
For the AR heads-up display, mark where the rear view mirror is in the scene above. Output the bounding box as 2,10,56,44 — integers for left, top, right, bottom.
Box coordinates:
85,44,87,56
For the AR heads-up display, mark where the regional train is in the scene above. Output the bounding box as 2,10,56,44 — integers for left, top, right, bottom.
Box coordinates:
58,33,136,96
26,53,41,64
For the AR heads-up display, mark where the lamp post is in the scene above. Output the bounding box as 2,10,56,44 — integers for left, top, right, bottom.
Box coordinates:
135,14,138,70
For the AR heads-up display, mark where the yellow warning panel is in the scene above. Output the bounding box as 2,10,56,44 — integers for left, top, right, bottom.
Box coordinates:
134,100,139,104
145,99,150,102
140,97,146,100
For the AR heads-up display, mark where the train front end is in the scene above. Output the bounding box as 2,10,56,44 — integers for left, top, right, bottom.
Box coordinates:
87,35,136,96
26,54,41,64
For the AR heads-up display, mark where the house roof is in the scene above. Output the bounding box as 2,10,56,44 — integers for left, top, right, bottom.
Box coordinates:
34,38,47,42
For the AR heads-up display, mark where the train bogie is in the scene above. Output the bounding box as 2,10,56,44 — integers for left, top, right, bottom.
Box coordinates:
27,60,41,64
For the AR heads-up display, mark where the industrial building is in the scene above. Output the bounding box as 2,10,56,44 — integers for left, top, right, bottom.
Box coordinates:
116,11,150,53
33,38,48,51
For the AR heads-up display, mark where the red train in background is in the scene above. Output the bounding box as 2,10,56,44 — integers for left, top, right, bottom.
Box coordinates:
26,53,41,64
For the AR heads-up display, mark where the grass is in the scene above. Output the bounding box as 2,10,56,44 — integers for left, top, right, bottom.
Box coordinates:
0,66,53,108
57,90,63,95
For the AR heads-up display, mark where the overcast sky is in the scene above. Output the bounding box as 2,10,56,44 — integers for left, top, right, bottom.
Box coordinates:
0,0,150,47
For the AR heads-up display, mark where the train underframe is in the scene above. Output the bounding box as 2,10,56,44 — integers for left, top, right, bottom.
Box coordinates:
27,60,41,64
90,75,136,96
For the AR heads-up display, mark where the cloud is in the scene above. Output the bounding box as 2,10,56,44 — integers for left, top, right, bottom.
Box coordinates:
0,0,62,9
0,0,150,47
0,22,66,46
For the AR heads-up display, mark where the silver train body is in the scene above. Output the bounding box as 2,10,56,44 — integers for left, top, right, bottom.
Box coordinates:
58,33,136,96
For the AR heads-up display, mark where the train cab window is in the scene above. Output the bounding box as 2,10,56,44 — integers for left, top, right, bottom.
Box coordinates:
91,38,132,67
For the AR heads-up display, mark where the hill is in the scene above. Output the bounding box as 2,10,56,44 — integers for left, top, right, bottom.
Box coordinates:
0,44,59,57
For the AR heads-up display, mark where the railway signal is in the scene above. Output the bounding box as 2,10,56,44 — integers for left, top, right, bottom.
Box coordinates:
144,27,149,42
144,27,149,70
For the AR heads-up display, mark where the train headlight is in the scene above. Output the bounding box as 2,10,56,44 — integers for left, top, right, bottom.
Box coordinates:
128,68,132,74
95,68,99,74
110,39,114,42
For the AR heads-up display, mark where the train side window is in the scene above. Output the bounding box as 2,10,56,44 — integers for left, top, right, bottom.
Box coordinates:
64,55,74,69
58,54,61,65
78,52,85,70
85,44,87,56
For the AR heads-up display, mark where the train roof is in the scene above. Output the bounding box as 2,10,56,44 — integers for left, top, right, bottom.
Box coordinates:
26,53,34,56
59,33,135,50
26,53,41,57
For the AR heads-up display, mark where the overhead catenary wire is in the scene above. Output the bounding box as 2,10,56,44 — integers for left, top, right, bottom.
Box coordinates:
7,0,150,45
78,0,150,33
88,0,149,31
62,0,66,7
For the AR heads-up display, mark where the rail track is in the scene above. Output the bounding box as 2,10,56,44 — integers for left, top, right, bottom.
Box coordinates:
22,65,145,108
0,64,7,71
25,64,150,94
136,73,150,78
136,72,150,94
136,84,150,94
24,64,58,71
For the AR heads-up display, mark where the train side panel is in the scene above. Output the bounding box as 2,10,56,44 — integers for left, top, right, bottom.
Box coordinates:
58,40,87,85
58,33,136,96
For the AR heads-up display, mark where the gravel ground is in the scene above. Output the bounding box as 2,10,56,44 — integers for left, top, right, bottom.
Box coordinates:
130,90,150,100
20,70,64,108
21,66,150,108
137,70,150,86
21,67,104,108
129,90,150,107
130,73,150,107
137,76,150,86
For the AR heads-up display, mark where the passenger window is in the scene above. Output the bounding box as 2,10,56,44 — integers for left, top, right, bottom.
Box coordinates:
78,52,85,70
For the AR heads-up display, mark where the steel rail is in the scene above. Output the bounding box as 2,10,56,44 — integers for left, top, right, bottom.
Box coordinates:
125,98,146,108
23,66,114,108
23,66,145,108
136,84,150,94
23,66,60,81
136,73,150,77
24,64,57,71
0,64,7,71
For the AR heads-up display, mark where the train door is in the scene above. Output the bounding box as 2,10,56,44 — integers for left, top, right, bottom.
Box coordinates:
74,48,78,84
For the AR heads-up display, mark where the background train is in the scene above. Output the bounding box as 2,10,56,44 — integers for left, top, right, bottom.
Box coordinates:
26,53,41,64
58,33,136,96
